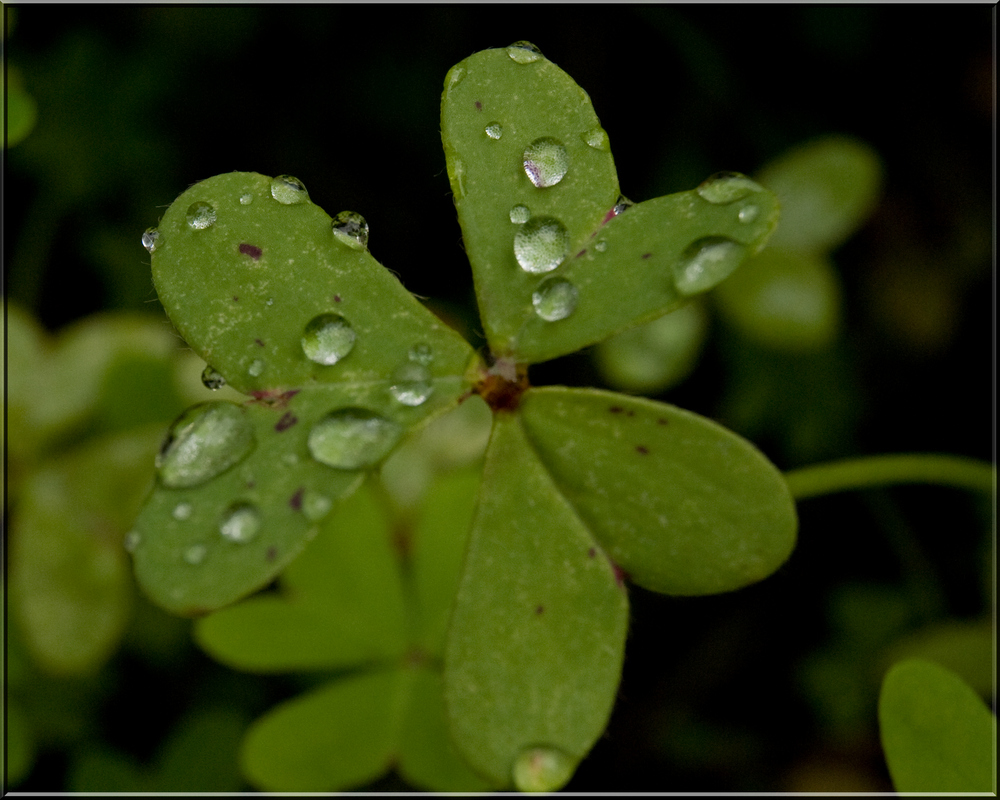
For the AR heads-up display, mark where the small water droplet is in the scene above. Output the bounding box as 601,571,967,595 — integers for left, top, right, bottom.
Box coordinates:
509,204,531,224
582,126,610,152
331,211,369,250
676,236,744,296
266,297,274,306
446,65,465,93
595,240,608,253
141,227,161,253
219,501,262,543
738,204,759,223
156,402,255,489
506,41,543,64
301,313,356,366
408,343,434,365
613,195,634,216
186,202,217,230
514,216,570,274
302,490,333,522
308,408,403,470
485,122,503,140
172,502,193,521
532,277,579,322
239,193,254,205
201,365,226,390
523,137,569,188
695,171,761,205
513,746,576,793
123,530,141,553
183,544,207,565
248,358,265,377
389,362,434,407
270,175,309,204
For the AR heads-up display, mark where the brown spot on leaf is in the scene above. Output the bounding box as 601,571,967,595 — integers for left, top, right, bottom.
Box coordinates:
610,405,623,414
474,100,482,111
636,445,649,455
588,547,597,558
657,418,668,425
641,252,652,259
289,488,304,510
255,338,265,347
333,294,342,303
266,546,278,562
535,605,544,615
275,412,298,432
249,388,301,410
239,243,263,260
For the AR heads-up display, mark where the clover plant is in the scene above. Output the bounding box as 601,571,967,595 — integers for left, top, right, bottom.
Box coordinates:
128,40,812,791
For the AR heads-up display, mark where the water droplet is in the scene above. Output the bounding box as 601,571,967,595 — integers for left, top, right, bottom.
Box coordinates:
123,530,141,552
506,41,543,64
532,277,579,322
156,402,255,489
738,204,759,223
301,313,356,366
512,746,576,793
389,362,434,407
172,502,193,521
248,358,265,377
239,193,254,205
676,236,744,296
302,490,333,522
595,240,608,253
266,297,274,306
183,544,207,565
514,216,570,274
408,343,434,365
613,195,634,216
270,175,309,204
308,408,403,470
523,137,569,188
485,122,503,140
695,171,762,205
141,227,161,253
582,126,610,151
186,202,217,230
331,211,369,250
201,365,226,390
509,204,531,224
219,501,262,543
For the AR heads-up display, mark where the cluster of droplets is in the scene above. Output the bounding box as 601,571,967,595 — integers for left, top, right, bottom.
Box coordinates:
388,343,435,407
331,211,369,250
301,313,356,366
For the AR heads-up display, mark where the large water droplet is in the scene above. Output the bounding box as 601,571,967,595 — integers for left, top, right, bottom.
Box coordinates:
408,343,434,366
389,362,434,407
172,502,193,521
186,202,217,230
302,490,333,522
582,126,610,152
485,122,503,140
301,313,356,366
239,192,254,205
506,41,543,64
331,211,369,250
308,408,403,470
156,402,255,489
141,227,161,253
219,501,262,543
183,544,207,565
523,137,569,188
509,204,531,224
676,236,744,296
532,277,579,322
201,365,226,390
512,746,576,793
248,359,265,377
514,216,570,274
270,175,309,204
695,171,762,205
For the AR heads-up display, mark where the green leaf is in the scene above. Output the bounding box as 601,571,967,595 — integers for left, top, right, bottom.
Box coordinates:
154,708,248,791
444,411,628,790
441,45,779,364
194,481,408,670
882,618,993,699
240,667,408,792
879,658,996,793
519,387,797,595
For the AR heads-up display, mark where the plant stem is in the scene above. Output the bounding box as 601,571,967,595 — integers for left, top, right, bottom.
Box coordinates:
783,454,996,501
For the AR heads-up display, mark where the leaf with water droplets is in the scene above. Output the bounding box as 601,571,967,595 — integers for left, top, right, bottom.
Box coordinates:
444,412,628,789
440,47,780,365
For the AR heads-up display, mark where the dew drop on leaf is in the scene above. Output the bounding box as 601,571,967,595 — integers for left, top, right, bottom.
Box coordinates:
407,342,434,365
523,137,569,188
141,227,161,253
307,408,403,470
270,175,309,204
506,40,543,64
389,361,434,406
201,365,226,390
156,402,255,489
512,746,575,793
123,530,141,553
248,358,265,377
738,204,760,223
675,236,744,296
532,277,579,322
695,171,761,205
612,194,634,216
301,313,357,366
514,216,570,274
186,202,217,230
595,240,608,253
301,490,333,521
172,502,193,521
219,501,262,543
509,204,531,224
582,126,610,151
485,122,503,140
183,544,207,565
239,192,254,205
331,210,369,250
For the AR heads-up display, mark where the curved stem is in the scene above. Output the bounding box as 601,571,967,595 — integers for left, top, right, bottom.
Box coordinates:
784,454,995,501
